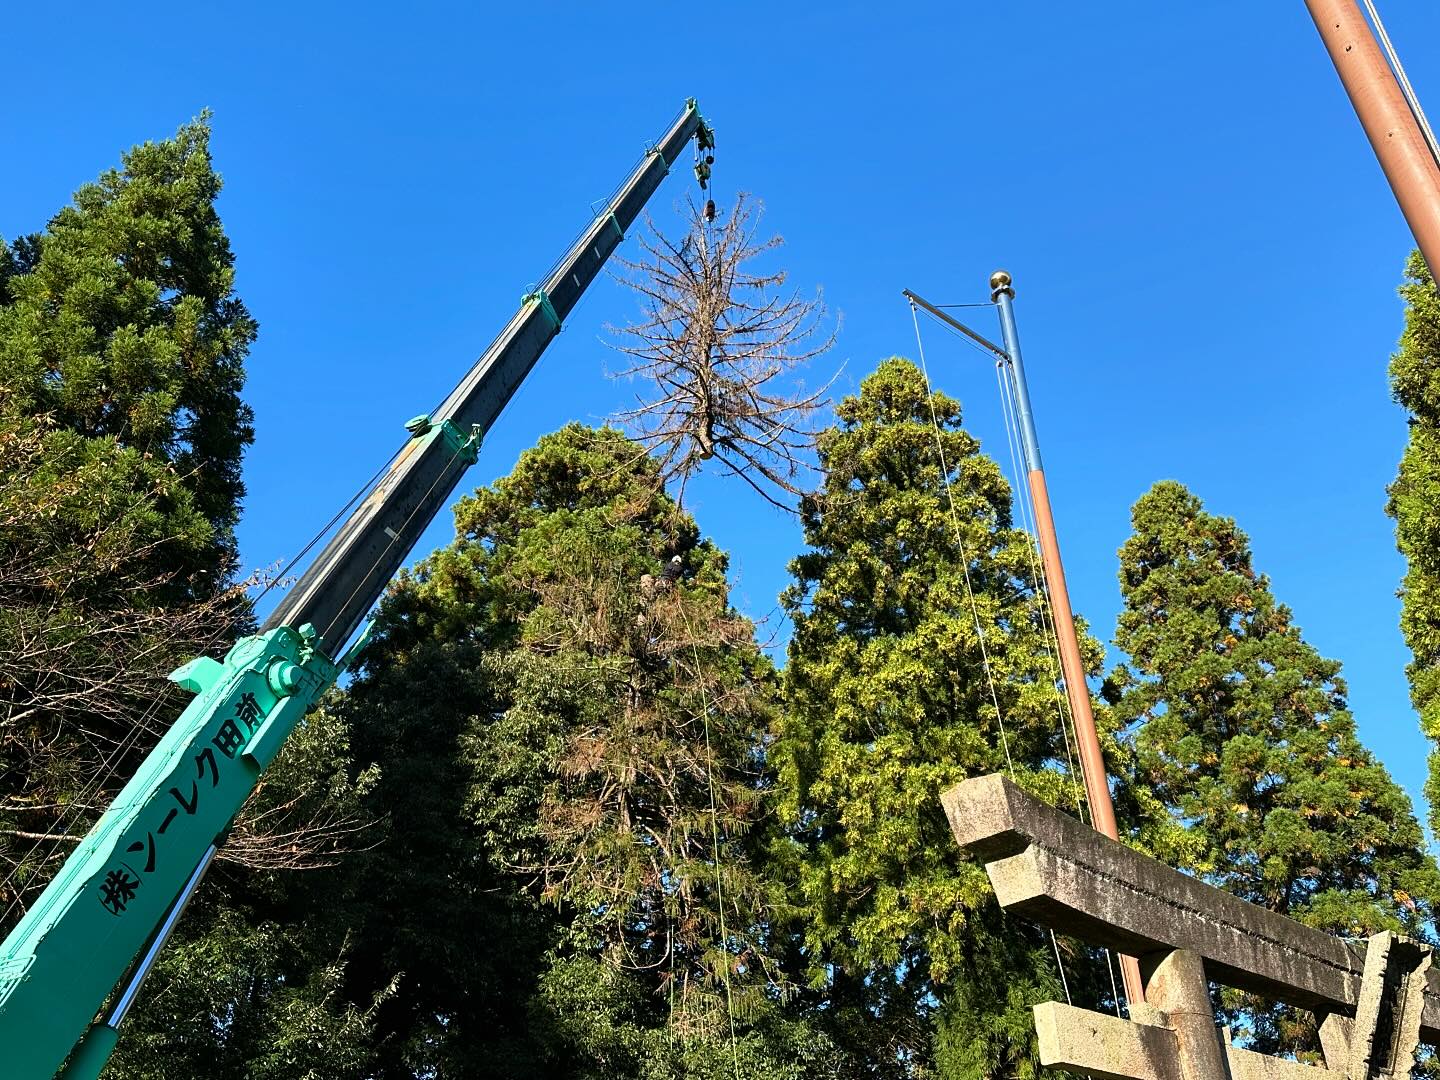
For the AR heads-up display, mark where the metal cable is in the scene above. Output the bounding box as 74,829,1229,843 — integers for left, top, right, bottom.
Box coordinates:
909,302,1015,776
1361,0,1440,168
316,434,474,651
993,357,1088,825
912,296,1128,1019
251,443,407,612
677,600,743,1080
992,344,1124,1018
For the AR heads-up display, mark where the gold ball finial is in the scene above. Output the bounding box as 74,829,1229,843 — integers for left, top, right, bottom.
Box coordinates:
989,269,1012,291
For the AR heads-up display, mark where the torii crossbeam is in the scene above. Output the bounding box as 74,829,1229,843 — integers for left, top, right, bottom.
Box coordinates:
943,774,1434,1079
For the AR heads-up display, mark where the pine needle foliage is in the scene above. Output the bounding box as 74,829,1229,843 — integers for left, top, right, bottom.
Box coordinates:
1107,480,1440,1057
775,358,1105,1076
1387,252,1440,837
0,113,255,579
0,116,263,925
609,195,836,510
0,120,383,1072
334,424,813,1070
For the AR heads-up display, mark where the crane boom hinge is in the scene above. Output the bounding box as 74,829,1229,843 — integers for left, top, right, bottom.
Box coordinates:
403,414,484,464
0,622,342,1075
521,288,562,334
643,144,671,176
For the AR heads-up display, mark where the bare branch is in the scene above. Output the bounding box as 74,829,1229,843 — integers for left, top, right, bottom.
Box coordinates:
606,194,839,511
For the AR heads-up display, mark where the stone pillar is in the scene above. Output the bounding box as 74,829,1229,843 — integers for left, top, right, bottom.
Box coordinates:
1315,1011,1353,1072
1142,949,1232,1080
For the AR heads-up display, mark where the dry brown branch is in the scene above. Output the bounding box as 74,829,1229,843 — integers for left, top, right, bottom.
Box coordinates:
607,194,838,510
219,775,379,872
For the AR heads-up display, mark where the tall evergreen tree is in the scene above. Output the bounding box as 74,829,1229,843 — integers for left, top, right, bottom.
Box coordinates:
1387,252,1440,836
1107,480,1440,1055
0,120,381,1075
0,113,255,580
0,116,259,919
105,701,388,1080
318,424,849,1077
775,358,1107,1077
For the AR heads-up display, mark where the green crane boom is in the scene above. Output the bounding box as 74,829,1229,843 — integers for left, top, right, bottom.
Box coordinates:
0,98,715,1080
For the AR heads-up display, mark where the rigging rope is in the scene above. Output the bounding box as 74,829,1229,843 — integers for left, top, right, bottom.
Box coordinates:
678,597,743,1080
910,300,1080,1013
988,330,1125,1017
992,358,1088,824
251,442,407,611
908,303,1015,776
909,297,1128,1017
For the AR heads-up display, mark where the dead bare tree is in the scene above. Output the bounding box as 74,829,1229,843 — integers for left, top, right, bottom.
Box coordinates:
608,194,838,509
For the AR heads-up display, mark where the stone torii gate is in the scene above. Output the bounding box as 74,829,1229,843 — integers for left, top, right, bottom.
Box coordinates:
942,775,1436,1080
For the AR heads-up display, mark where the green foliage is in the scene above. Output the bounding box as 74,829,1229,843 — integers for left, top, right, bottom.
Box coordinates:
0,113,255,576
104,700,388,1079
0,118,388,1077
0,116,257,926
1388,252,1440,836
1108,479,1440,1054
775,358,1100,1075
532,954,850,1080
311,424,846,1076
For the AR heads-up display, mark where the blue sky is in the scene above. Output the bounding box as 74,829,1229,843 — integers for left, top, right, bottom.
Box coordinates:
4,3,1440,812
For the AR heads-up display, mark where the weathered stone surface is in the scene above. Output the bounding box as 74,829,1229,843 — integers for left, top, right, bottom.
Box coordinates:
1033,1001,1181,1080
941,774,1440,1043
1141,949,1231,1080
1225,1045,1328,1079
1316,1012,1353,1071
940,772,1051,863
1346,931,1431,1080
1035,999,1327,1080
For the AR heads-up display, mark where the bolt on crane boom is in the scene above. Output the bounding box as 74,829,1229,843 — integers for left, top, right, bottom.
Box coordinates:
0,98,715,1080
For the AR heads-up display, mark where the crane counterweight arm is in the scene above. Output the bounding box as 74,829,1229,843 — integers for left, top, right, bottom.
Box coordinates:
0,98,712,1080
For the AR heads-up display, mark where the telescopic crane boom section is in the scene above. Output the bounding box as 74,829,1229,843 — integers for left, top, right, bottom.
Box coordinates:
266,102,709,656
0,99,714,1080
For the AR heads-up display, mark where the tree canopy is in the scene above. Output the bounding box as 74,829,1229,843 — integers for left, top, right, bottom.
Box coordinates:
775,357,1107,1076
1107,479,1440,1055
279,423,853,1077
0,114,255,579
0,116,260,926
1388,252,1440,838
8,116,1440,1080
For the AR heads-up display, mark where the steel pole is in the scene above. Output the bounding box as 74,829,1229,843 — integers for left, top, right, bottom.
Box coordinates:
1305,0,1440,275
989,270,1146,1008
59,845,218,1080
